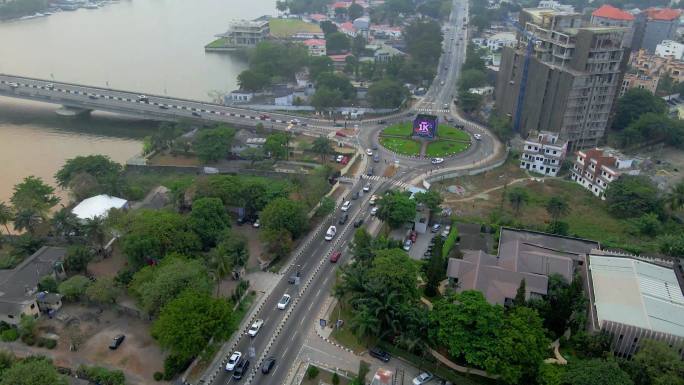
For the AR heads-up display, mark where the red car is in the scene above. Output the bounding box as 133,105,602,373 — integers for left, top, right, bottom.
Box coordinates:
409,231,417,242
335,130,347,137
259,114,270,120
330,251,341,263
340,156,349,165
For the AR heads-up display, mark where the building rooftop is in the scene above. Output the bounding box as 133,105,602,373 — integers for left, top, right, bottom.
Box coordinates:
644,7,682,21
589,254,684,337
303,38,326,46
0,247,66,308
592,4,635,21
71,194,128,221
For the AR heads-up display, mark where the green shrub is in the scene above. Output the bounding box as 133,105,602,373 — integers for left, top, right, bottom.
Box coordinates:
21,333,35,346
442,223,459,258
77,364,126,385
332,372,340,385
163,354,192,380
153,371,164,381
306,365,320,379
0,328,18,342
44,338,57,349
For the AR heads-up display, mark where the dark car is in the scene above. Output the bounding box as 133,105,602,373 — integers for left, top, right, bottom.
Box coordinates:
377,120,387,124
288,270,301,284
352,191,360,200
192,111,201,117
354,218,364,228
339,213,349,225
261,357,276,374
367,168,374,176
372,143,378,150
109,334,125,350
232,359,250,380
369,347,391,362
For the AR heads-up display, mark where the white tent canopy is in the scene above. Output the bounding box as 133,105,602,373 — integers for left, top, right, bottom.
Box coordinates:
71,195,128,221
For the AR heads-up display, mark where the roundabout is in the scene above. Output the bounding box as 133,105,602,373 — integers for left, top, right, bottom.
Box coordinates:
377,119,472,158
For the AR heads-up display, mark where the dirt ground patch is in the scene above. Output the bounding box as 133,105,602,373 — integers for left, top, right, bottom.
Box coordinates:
147,153,200,167
436,158,528,201
88,244,128,278
36,303,165,384
231,224,265,271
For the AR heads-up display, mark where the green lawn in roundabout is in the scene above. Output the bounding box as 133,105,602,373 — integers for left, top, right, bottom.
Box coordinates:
379,121,472,157
379,137,422,156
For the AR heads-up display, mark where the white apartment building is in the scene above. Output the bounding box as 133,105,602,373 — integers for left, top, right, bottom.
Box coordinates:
520,131,567,176
655,40,684,60
571,148,638,199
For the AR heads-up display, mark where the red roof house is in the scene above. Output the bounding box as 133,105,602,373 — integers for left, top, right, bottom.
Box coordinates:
592,4,635,21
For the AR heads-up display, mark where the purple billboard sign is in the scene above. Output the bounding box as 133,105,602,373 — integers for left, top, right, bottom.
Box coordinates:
412,114,438,138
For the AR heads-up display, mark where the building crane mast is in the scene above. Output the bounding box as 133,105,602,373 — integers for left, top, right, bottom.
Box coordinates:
507,18,540,133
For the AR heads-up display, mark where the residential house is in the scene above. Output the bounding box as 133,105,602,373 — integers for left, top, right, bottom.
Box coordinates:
216,20,270,48
590,4,636,48
587,250,684,358
570,148,639,199
306,13,328,23
273,85,295,106
71,194,129,222
446,228,599,306
303,38,327,56
619,72,659,96
338,21,357,37
291,31,325,40
468,86,494,95
655,40,684,60
537,0,574,13
520,131,568,177
372,44,405,63
329,53,353,70
0,247,66,325
370,24,402,39
630,48,684,83
226,90,254,104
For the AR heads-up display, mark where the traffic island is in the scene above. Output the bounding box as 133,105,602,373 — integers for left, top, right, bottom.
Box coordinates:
378,118,471,157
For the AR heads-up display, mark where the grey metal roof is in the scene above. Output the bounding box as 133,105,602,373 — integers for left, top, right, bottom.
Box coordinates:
0,246,65,305
589,255,684,337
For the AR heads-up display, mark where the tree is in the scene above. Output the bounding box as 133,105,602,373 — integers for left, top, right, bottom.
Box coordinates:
151,289,234,361
458,69,487,91
55,155,122,198
248,41,308,80
547,220,569,236
306,365,320,379
563,359,633,385
213,230,248,271
367,79,407,108
612,88,666,130
58,275,91,301
513,279,526,307
658,233,684,257
528,274,584,338
129,256,212,315
315,72,355,100
0,357,68,385
264,132,289,160
0,202,13,235
377,190,417,228
605,175,661,218
404,20,443,67
38,275,58,293
627,339,684,385
193,126,235,164
666,180,684,212
83,216,108,253
334,6,347,19
236,69,270,92
64,245,94,273
261,228,293,259
326,32,350,53
13,209,41,235
85,277,120,305
348,2,363,19
189,197,229,249
308,55,334,80
275,0,288,12
50,207,80,238
367,249,419,302
311,87,344,111
546,196,570,221
11,176,59,221
260,197,308,238
424,235,445,297
414,190,443,213
320,20,337,36
241,147,265,165
635,213,660,236
120,209,201,268
463,43,487,72
311,136,333,162
315,196,336,218
458,89,483,112
350,227,374,264
507,187,529,215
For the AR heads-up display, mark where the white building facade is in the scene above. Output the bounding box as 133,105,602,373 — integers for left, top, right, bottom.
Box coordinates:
655,40,684,60
570,148,637,199
520,131,567,176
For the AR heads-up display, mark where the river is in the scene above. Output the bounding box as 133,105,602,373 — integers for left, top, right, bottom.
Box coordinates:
0,0,276,203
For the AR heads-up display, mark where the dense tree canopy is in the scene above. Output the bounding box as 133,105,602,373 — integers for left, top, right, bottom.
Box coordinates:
0,357,67,385
326,32,351,53
377,190,417,228
404,20,443,67
260,197,308,238
189,197,230,249
152,289,234,361
55,155,122,200
264,132,289,160
11,176,59,220
367,79,407,108
194,174,291,216
612,88,667,131
193,126,235,164
605,175,661,218
625,339,684,385
237,69,270,92
563,359,633,385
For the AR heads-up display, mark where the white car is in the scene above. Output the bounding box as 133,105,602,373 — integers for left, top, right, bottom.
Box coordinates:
474,133,482,140
45,83,54,90
363,184,371,192
7,82,18,88
247,319,264,337
277,294,291,310
412,372,433,385
253,219,260,228
441,225,452,238
325,226,337,241
341,200,352,212
336,155,344,163
225,351,242,371
370,207,379,216
137,94,148,102
403,239,412,251
431,157,444,165
366,148,373,156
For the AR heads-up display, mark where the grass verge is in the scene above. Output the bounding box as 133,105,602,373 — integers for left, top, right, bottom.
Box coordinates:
269,19,322,38
328,303,367,354
379,137,421,156
381,121,413,136
437,126,471,141
426,140,469,157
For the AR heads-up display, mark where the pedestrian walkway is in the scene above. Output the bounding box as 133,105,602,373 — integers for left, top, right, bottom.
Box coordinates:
341,175,415,190
416,108,450,113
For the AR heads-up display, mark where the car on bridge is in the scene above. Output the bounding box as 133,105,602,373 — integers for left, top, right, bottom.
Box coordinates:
137,94,149,102
277,294,291,310
259,114,270,120
7,82,18,88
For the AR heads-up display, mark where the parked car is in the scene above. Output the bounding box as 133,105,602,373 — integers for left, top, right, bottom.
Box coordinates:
441,225,451,238
261,357,276,374
341,156,349,165
370,207,379,216
109,335,125,350
247,319,264,337
369,347,391,362
339,213,349,225
409,231,417,242
412,372,434,385
352,191,360,200
369,195,378,205
225,351,242,371
277,294,291,310
354,218,364,228
431,224,442,233
431,157,444,165
253,218,260,228
363,184,371,192
325,226,337,241
330,251,341,263
232,359,250,380
403,239,412,251
336,155,344,163
341,201,352,212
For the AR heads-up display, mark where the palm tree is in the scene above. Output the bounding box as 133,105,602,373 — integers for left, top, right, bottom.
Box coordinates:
507,187,529,215
14,209,41,235
51,207,80,238
0,202,13,235
83,217,107,254
667,181,684,212
311,136,334,162
350,306,380,342
545,196,570,221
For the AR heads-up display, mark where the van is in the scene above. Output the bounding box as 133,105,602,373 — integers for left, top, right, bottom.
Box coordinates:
325,226,337,241
338,213,349,224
